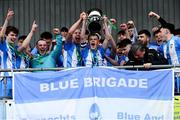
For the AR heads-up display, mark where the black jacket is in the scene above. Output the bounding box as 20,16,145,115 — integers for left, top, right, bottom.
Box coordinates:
126,48,168,66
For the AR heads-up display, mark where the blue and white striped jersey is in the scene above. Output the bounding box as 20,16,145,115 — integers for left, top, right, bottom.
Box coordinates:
81,46,107,67
63,42,82,68
158,35,180,64
0,40,27,77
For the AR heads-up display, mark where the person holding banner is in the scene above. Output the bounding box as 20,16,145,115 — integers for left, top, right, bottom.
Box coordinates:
0,9,38,98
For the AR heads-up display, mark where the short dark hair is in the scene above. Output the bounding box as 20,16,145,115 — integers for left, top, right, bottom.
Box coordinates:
88,33,101,40
138,29,151,38
36,38,46,45
153,29,160,37
18,35,27,41
60,27,68,32
117,39,132,48
161,23,175,34
40,31,52,39
117,30,126,35
5,26,19,36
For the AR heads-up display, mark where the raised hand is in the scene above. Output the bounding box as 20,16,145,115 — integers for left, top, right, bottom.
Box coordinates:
103,15,108,23
18,21,37,51
148,11,160,19
53,28,60,35
127,20,135,28
6,8,14,21
110,18,117,24
80,12,87,20
119,23,128,31
31,21,38,32
152,26,159,33
127,20,134,25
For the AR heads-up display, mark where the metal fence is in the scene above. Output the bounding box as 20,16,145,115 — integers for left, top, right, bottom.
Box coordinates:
0,64,180,72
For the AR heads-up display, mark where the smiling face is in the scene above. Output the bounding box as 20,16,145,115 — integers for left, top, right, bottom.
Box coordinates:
5,26,19,44
88,35,99,50
7,31,18,44
37,40,47,55
73,29,81,44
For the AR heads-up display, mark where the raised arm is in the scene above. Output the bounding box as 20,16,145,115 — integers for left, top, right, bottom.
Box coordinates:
0,9,14,40
18,21,38,52
66,12,86,42
108,18,116,34
119,23,130,39
104,55,119,66
148,11,168,26
102,16,116,53
51,28,63,58
127,20,138,42
80,12,88,42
